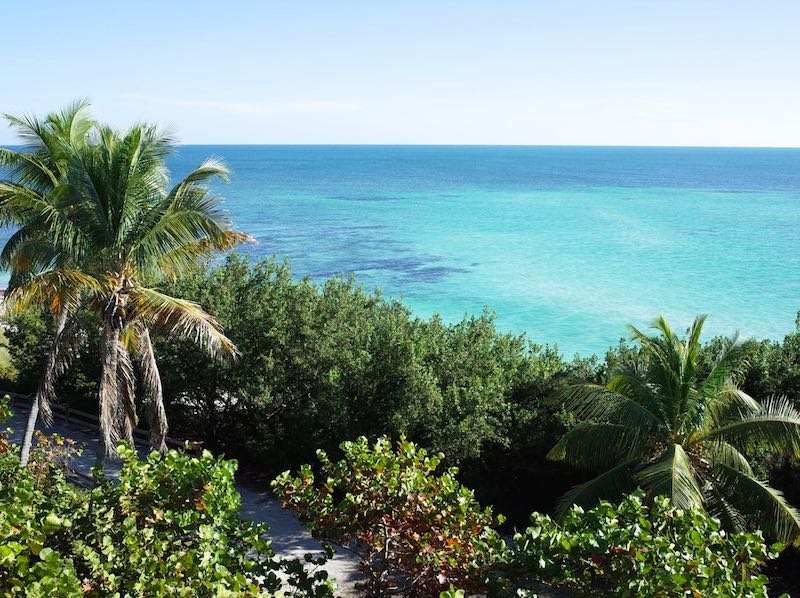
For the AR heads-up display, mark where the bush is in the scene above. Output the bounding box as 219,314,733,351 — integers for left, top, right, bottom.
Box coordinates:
273,436,506,597
495,492,785,598
0,398,85,595
0,457,82,596
73,445,333,596
155,255,580,515
0,400,335,597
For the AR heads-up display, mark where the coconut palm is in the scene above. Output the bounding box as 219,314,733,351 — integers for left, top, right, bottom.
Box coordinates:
0,101,97,465
55,122,245,459
3,108,244,461
549,315,800,544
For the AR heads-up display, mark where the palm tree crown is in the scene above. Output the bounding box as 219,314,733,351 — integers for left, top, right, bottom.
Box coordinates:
549,315,800,544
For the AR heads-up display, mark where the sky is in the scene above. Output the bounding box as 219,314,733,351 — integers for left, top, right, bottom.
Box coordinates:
1,1,799,146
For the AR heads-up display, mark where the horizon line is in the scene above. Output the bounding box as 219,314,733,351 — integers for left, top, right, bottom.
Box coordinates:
169,143,800,150
2,142,800,150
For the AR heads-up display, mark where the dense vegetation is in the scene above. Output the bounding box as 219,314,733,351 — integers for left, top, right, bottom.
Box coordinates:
7,255,800,523
274,437,786,597
6,257,800,593
495,492,782,597
0,400,334,597
3,395,786,596
550,314,800,543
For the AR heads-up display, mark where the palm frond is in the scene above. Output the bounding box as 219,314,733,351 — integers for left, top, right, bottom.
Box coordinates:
116,341,138,440
4,99,92,166
606,368,669,426
707,441,754,477
168,158,230,190
561,382,664,433
126,286,238,358
704,484,746,533
149,230,251,280
701,386,762,433
136,326,168,453
0,181,86,255
1,232,62,281
695,396,800,456
628,318,684,416
635,444,704,510
125,186,230,271
3,111,51,151
555,458,639,518
50,99,93,147
52,315,85,380
31,306,71,427
692,335,754,430
713,462,800,545
4,268,99,315
547,422,647,471
0,148,58,191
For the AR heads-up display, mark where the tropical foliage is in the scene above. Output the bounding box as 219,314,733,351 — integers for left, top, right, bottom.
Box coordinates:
273,436,506,597
0,102,245,460
0,101,95,464
494,492,784,598
549,315,800,544
151,255,580,517
0,399,334,597
8,257,800,532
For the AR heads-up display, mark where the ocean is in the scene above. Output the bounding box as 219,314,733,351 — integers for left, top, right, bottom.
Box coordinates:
13,146,800,356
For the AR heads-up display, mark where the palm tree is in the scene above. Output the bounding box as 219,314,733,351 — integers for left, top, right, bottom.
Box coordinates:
2,106,244,461
60,123,244,460
549,315,800,545
0,101,96,465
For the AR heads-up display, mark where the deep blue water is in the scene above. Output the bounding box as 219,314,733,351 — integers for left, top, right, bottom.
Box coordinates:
10,146,800,355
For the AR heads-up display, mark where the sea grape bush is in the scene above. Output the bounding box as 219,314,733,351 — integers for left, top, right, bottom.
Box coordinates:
494,492,786,598
0,449,83,596
0,399,335,597
272,436,507,597
74,445,333,596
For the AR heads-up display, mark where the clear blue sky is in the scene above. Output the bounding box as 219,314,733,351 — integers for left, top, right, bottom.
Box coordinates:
2,1,799,146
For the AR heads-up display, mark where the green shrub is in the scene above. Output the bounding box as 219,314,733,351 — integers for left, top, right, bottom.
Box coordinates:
0,399,334,597
0,456,82,596
154,256,582,515
73,445,333,596
0,406,84,595
495,492,784,598
273,436,506,597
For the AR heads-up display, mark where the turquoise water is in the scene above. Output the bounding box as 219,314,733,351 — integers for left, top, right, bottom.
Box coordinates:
170,145,800,356
10,146,800,356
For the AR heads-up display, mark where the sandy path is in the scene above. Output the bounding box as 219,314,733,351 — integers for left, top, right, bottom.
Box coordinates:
6,404,363,596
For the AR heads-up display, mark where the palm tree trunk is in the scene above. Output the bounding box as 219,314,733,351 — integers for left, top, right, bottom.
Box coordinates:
138,327,168,453
117,343,137,447
97,293,124,462
20,305,69,466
